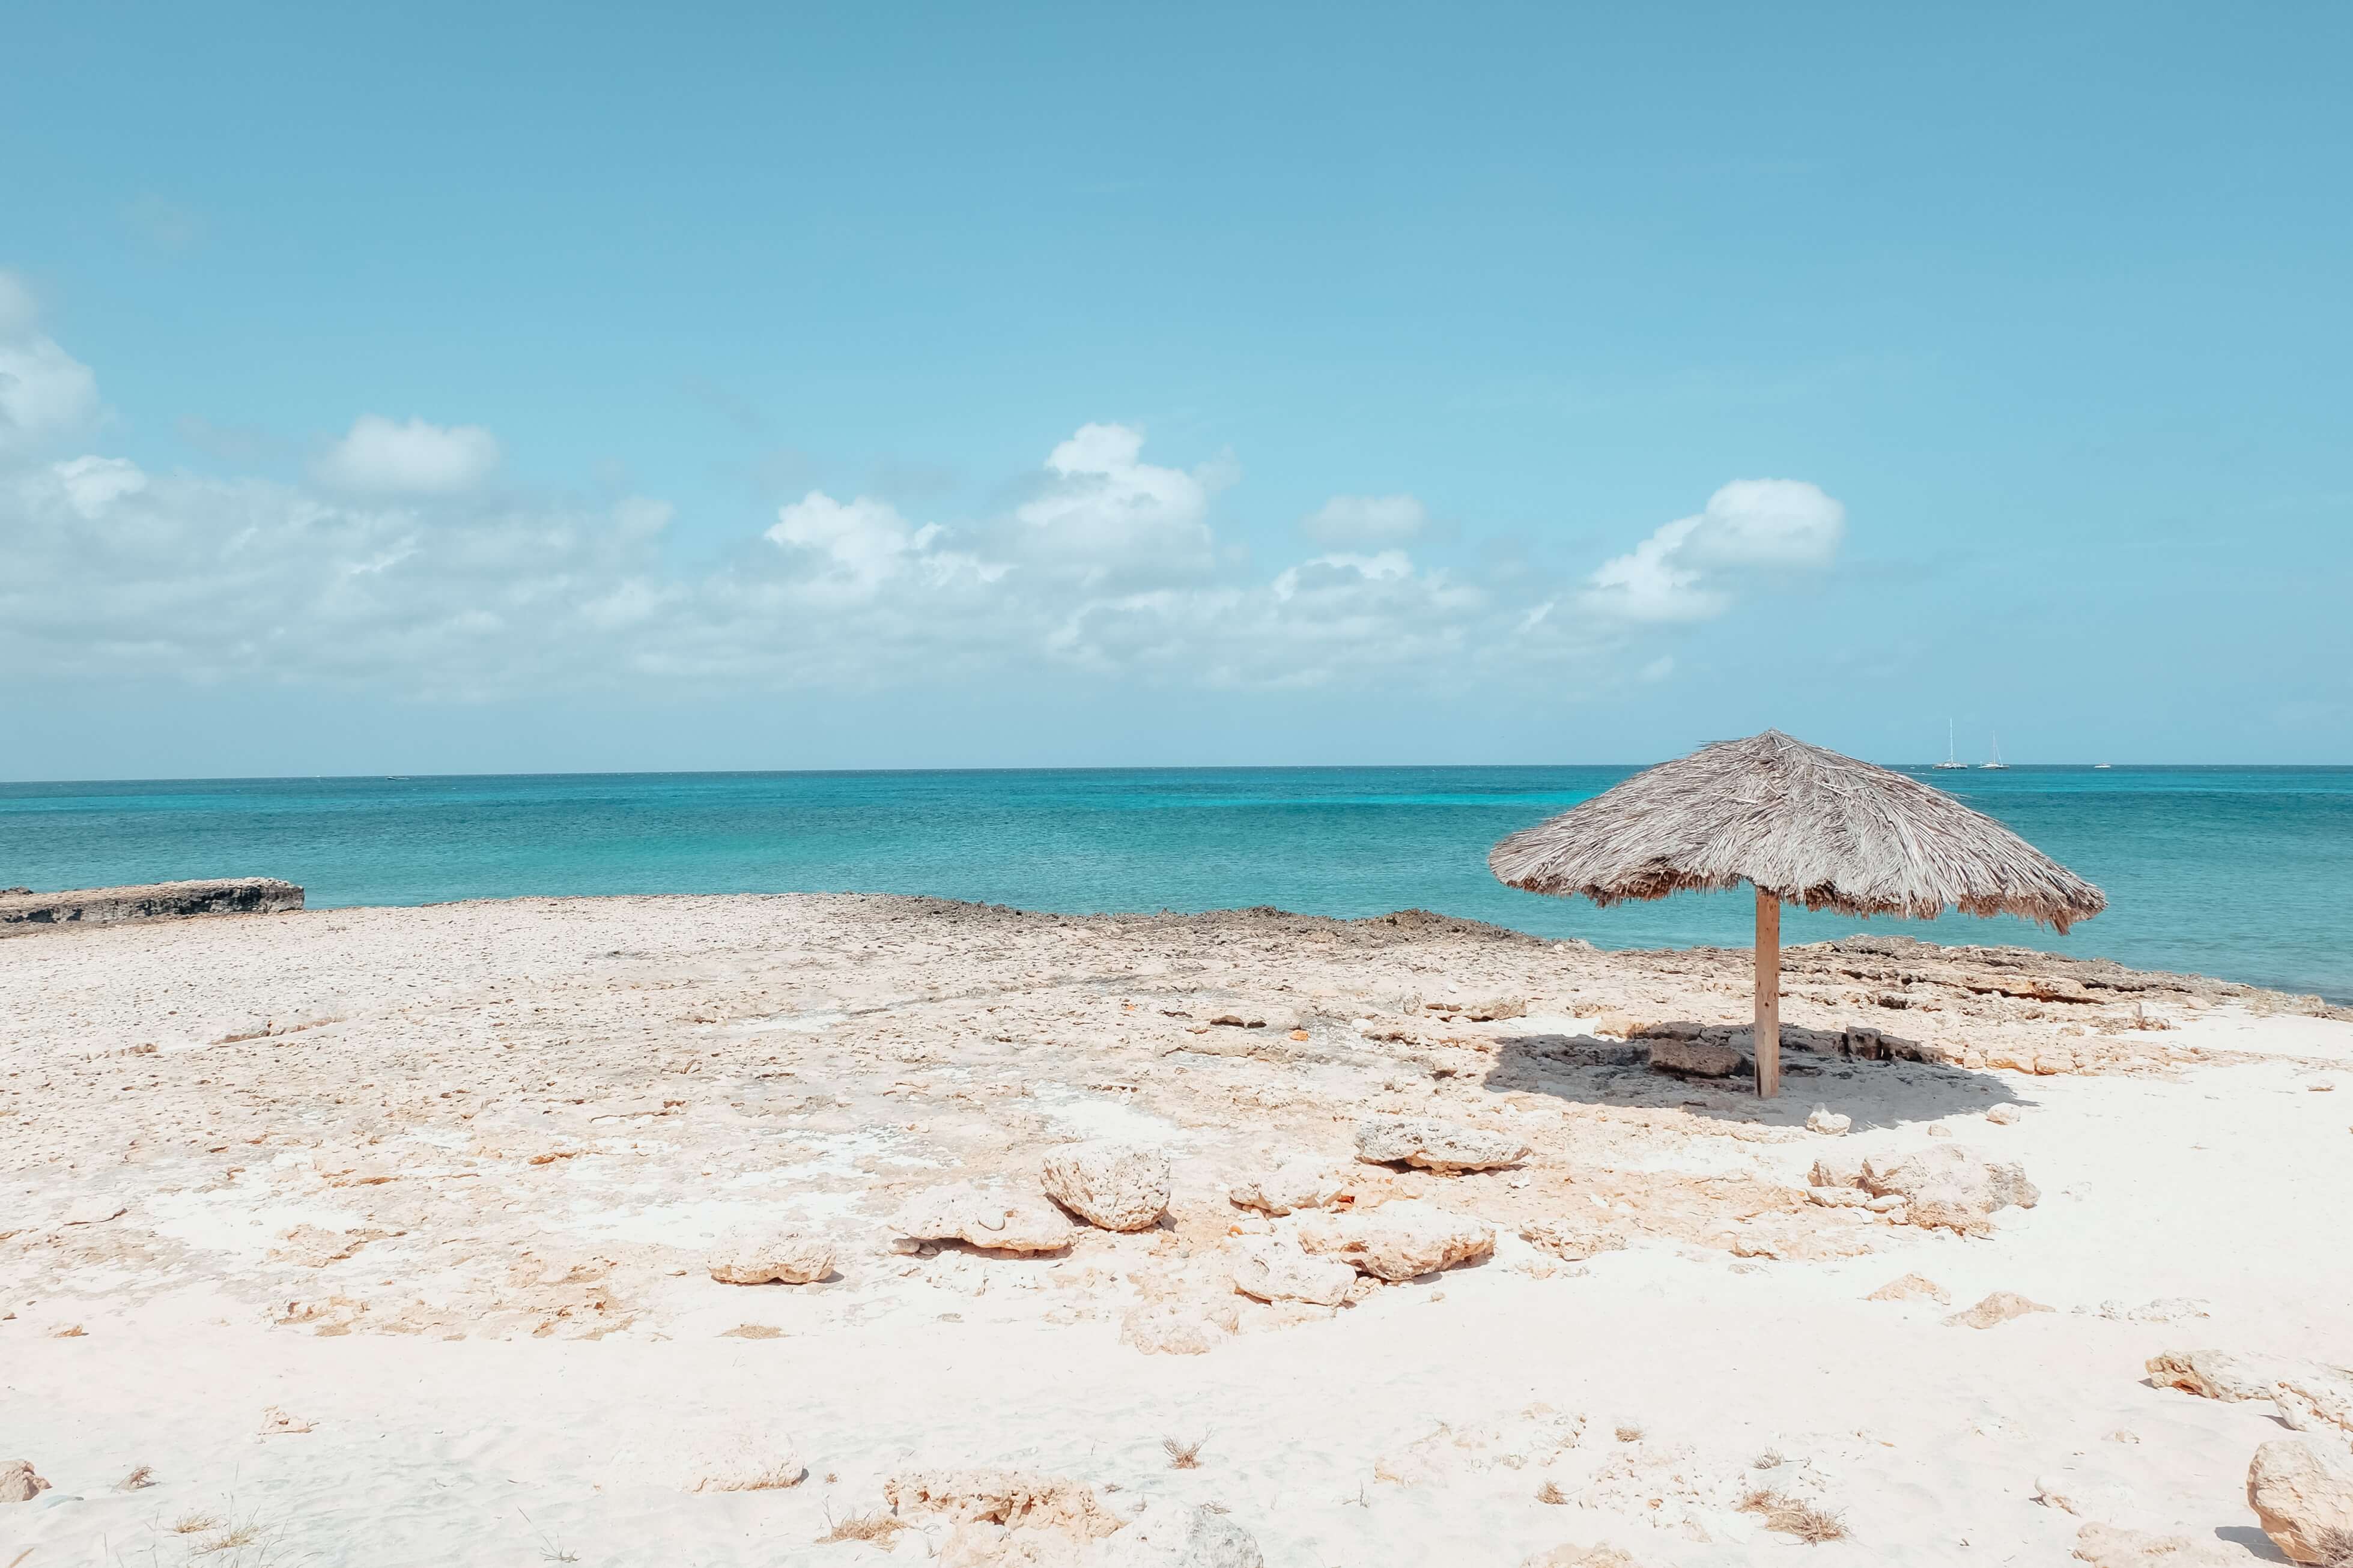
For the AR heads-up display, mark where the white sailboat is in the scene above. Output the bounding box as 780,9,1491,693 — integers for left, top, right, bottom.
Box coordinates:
1981,733,2009,770
1931,719,1969,770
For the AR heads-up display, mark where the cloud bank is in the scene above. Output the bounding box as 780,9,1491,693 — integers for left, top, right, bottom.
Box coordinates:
0,269,1849,701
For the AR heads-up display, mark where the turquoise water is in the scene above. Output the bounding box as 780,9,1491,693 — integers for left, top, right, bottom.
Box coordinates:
4,767,2349,1001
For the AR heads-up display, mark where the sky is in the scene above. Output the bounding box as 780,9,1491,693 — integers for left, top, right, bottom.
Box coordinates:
3,3,2349,778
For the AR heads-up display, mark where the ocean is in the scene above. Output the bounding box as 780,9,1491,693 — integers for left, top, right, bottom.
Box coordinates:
4,766,2349,1002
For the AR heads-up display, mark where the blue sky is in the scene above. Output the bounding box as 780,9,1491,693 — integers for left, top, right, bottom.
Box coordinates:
3,4,2348,776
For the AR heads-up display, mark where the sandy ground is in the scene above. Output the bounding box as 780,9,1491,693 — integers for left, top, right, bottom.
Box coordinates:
2,894,2349,1566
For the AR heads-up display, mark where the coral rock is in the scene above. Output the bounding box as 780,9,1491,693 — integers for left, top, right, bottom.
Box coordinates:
1866,1273,1951,1304
0,1460,50,1503
2071,1521,2234,1566
1226,1154,1343,1216
1120,1299,1242,1356
1518,1218,1627,1262
1353,1117,1526,1173
2247,1439,2353,1565
1648,1038,1743,1078
1040,1142,1171,1232
1804,1106,1851,1136
708,1224,834,1285
1945,1291,2054,1329
1300,1200,1494,1281
1986,1103,2022,1125
893,1184,1077,1253
1230,1238,1355,1307
1860,1144,2039,1235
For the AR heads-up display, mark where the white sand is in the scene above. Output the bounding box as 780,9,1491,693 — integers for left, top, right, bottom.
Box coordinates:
2,895,2348,1564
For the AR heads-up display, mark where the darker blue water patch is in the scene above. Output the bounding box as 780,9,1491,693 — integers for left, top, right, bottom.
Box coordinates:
4,766,2349,1001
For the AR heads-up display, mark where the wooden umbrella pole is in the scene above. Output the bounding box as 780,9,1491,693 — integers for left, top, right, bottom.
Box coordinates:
1753,887,1782,1098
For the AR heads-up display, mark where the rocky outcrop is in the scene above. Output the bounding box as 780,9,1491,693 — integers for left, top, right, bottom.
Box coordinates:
0,877,303,936
0,1460,50,1503
2148,1349,2353,1435
893,1184,1076,1253
1041,1143,1170,1232
1353,1117,1526,1173
1299,1200,1493,1280
2247,1439,2353,1564
708,1224,833,1285
1859,1145,2039,1235
1230,1237,1355,1307
1227,1154,1343,1215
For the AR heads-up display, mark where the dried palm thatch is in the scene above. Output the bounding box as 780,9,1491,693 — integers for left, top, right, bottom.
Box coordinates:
1489,730,2104,931
1492,731,2103,1098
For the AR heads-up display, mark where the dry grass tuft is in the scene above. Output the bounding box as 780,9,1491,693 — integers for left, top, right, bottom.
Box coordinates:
1612,1423,1644,1443
1535,1480,1567,1505
117,1464,156,1490
1740,1488,1849,1544
1752,1447,1784,1470
1163,1435,1204,1470
819,1509,906,1546
694,1461,807,1493
192,1521,261,1555
171,1513,225,1536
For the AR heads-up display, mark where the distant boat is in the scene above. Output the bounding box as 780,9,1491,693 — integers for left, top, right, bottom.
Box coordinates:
1981,733,2009,770
1931,719,1970,770
2093,763,2113,770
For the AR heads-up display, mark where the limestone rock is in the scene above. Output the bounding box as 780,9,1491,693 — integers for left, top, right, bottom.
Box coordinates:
1987,1103,2022,1125
1946,1291,2054,1329
1519,1218,1627,1262
1866,1273,1951,1304
893,1184,1076,1253
1227,1155,1343,1216
1353,1117,1526,1173
1299,1200,1493,1281
1648,1037,1742,1078
2247,1439,2353,1564
1040,1142,1170,1232
1098,1501,1265,1567
1860,1144,2038,1235
708,1224,834,1285
0,1460,49,1503
1231,1238,1355,1307
1804,1106,1851,1136
258,1405,312,1435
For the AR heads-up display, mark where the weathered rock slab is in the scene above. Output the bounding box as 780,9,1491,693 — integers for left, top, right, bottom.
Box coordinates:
1353,1117,1526,1173
1,877,303,936
1300,1200,1493,1281
708,1224,833,1285
893,1184,1076,1253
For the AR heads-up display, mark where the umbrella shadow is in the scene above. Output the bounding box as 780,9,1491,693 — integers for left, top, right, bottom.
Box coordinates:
1478,1023,2029,1131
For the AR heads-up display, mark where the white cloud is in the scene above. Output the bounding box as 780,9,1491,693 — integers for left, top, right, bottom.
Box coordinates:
1581,479,1845,623
314,414,501,495
1300,493,1428,546
1013,422,1223,586
0,272,102,459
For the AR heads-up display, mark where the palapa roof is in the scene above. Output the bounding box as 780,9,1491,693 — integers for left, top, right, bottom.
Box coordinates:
1489,730,2105,931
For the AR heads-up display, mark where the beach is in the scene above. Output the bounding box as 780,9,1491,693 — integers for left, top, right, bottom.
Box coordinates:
3,893,2350,1566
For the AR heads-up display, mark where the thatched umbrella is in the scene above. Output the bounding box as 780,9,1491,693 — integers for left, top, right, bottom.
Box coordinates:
1488,730,2103,1097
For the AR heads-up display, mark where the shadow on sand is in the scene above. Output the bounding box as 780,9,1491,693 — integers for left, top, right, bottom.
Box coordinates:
1480,1021,2030,1131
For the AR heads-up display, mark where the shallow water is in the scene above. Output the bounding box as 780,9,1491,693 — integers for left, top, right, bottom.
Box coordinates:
5,765,2349,1000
